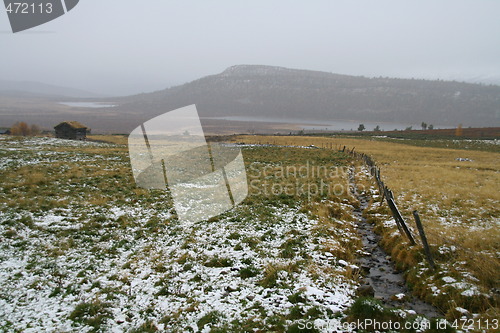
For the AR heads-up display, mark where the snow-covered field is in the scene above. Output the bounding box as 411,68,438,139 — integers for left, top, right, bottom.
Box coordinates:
0,136,360,332
2,135,495,332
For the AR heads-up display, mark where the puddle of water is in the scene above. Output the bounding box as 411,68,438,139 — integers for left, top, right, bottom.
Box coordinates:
59,102,116,108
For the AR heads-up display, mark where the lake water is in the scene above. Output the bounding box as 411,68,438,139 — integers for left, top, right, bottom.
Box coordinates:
59,102,117,108
207,116,423,131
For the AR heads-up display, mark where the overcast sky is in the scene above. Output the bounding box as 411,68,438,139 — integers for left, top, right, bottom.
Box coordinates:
1,0,500,96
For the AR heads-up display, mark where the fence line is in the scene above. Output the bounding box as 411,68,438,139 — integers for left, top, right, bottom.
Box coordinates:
339,143,500,275
245,140,493,272
341,146,434,267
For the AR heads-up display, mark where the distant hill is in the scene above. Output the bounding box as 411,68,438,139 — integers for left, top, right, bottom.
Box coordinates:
118,65,500,128
0,80,103,99
1,66,499,133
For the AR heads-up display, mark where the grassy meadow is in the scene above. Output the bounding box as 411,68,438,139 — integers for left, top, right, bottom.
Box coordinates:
0,135,366,332
235,135,500,325
0,133,498,332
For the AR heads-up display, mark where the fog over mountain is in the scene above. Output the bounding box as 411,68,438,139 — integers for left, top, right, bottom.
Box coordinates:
1,65,499,134
118,65,500,128
0,80,102,99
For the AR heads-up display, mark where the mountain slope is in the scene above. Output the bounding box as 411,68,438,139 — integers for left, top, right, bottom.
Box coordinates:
118,65,500,127
0,80,103,98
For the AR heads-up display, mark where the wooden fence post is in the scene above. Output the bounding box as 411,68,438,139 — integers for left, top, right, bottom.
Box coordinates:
412,211,436,270
386,195,416,245
380,182,386,203
352,146,416,246
383,188,402,231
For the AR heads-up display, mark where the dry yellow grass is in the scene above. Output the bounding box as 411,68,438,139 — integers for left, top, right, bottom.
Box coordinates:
87,135,128,145
235,135,500,312
236,134,499,226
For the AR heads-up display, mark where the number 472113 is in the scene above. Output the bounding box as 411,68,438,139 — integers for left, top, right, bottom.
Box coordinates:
5,2,53,14
451,318,499,330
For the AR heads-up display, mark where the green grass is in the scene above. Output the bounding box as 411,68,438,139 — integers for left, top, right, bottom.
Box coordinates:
69,300,112,330
1,135,466,332
239,265,260,279
197,311,224,330
311,131,500,153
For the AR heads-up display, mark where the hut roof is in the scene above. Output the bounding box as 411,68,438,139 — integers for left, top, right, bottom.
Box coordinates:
54,121,88,130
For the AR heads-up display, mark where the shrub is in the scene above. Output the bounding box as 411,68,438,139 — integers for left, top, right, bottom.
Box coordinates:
10,122,41,136
239,265,260,279
68,300,111,329
197,311,223,330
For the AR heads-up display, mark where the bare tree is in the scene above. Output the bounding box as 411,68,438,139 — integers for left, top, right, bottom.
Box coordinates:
11,122,30,136
10,122,41,136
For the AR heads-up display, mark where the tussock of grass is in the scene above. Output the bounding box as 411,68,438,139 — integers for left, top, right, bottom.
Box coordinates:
239,265,259,279
197,310,224,330
309,200,362,264
130,320,159,333
204,256,234,268
260,262,299,288
69,300,111,329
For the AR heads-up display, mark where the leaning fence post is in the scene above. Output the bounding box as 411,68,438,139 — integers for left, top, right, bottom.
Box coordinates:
380,183,386,203
386,195,416,245
412,211,436,270
384,188,401,227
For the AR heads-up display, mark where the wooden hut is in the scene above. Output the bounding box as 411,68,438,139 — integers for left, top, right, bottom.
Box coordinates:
54,121,88,140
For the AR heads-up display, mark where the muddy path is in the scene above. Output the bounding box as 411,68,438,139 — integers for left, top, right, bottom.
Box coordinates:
349,168,441,318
